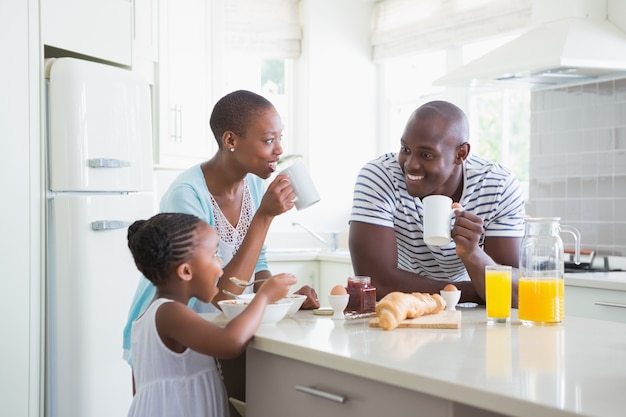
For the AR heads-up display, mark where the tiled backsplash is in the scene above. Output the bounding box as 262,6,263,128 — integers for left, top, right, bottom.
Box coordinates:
528,78,626,256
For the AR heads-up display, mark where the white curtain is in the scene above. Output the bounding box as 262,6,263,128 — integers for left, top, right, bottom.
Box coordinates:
223,0,302,58
371,0,532,61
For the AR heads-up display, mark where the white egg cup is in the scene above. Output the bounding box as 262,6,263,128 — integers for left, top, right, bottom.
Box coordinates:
328,294,350,320
440,290,461,311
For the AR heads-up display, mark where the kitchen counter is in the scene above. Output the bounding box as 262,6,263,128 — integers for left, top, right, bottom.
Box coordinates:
265,247,352,263
208,308,626,417
564,271,626,291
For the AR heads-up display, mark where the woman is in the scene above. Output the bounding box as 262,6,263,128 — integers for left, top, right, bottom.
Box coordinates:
123,89,320,405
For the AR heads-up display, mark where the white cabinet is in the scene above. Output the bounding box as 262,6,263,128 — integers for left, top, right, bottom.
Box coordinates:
246,348,450,417
268,260,320,292
155,0,214,168
565,285,626,323
132,0,158,83
319,260,353,306
42,0,132,66
2,1,42,415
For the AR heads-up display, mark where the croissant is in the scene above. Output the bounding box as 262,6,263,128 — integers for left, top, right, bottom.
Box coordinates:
375,291,446,330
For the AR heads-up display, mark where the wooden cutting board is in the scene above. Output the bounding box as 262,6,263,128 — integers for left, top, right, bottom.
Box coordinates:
369,310,462,329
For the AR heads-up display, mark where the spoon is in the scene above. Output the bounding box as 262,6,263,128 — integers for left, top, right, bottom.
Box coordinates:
229,276,269,287
222,289,240,298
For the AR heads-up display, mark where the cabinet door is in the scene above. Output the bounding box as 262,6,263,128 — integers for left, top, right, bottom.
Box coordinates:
156,0,213,167
565,286,626,323
268,261,320,292
247,348,450,417
42,0,132,65
132,0,158,83
319,261,353,305
3,2,42,415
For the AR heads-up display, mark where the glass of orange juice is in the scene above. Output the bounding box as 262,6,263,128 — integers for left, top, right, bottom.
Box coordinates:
485,265,512,324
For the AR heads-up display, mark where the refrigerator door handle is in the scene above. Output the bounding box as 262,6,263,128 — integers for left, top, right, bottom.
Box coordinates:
91,220,131,231
88,158,131,168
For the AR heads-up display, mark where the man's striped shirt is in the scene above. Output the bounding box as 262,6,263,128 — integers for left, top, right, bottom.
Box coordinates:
349,152,525,282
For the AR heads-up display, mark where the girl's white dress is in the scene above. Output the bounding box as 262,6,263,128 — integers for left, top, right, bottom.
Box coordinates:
127,298,229,417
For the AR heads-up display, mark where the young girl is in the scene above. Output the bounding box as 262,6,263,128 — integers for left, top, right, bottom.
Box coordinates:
126,212,296,417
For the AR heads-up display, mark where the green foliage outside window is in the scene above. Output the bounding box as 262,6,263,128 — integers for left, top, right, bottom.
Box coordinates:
471,90,530,183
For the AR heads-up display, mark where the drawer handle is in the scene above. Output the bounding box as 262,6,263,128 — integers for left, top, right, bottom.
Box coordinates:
295,385,346,404
594,301,626,309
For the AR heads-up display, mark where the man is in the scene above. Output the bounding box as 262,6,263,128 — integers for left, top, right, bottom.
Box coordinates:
349,100,525,306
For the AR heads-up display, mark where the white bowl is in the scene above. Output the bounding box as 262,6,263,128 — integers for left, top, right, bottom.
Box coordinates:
217,298,293,325
282,294,307,318
236,293,306,318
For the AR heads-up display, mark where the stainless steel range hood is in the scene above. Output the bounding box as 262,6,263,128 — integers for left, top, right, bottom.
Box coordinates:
435,0,626,88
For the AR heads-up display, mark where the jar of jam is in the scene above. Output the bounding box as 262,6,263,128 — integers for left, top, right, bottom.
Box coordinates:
346,276,376,314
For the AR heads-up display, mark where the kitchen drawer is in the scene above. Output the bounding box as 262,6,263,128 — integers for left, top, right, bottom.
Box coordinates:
565,286,626,323
246,348,449,417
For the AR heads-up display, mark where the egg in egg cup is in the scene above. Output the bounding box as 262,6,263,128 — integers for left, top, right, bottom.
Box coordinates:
440,284,461,311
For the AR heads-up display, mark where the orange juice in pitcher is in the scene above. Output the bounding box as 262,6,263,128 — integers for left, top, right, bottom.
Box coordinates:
518,278,564,323
518,218,579,326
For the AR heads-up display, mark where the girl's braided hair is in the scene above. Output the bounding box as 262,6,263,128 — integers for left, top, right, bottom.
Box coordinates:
127,212,203,285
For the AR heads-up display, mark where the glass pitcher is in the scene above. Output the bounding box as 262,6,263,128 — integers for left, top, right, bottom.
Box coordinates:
518,218,580,326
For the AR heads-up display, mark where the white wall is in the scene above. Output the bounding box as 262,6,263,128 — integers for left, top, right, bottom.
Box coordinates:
0,0,43,415
266,0,378,244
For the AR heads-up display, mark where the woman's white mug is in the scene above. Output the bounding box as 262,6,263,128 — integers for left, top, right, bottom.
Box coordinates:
280,162,321,210
422,195,454,246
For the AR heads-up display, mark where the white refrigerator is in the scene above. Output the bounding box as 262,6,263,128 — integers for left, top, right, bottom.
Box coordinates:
45,57,155,417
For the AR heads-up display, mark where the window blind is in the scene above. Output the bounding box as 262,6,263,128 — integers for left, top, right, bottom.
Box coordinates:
371,0,532,61
223,0,302,59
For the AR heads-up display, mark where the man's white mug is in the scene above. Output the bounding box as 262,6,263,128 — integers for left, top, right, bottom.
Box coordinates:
423,195,454,246
280,162,321,210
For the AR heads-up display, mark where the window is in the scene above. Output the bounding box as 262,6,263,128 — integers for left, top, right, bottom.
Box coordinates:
379,35,530,199
223,56,294,156
380,50,446,153
468,89,530,189
211,0,301,156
